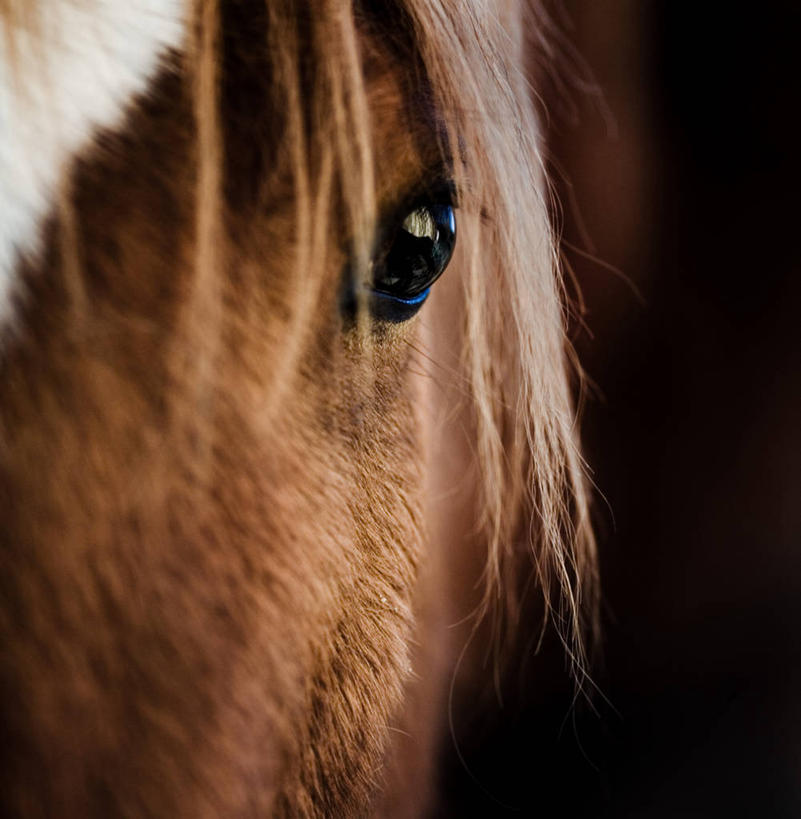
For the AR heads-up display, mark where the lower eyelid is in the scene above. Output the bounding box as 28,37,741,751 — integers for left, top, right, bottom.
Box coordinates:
368,288,431,323
372,288,430,307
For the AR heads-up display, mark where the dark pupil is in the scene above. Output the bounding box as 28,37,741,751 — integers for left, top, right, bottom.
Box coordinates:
372,204,456,300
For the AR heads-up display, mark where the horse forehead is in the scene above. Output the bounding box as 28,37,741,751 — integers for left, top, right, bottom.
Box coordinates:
0,0,186,329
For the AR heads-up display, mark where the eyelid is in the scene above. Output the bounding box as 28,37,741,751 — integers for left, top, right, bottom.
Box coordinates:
409,176,458,209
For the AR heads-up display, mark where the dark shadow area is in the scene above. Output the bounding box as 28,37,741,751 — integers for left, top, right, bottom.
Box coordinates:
439,3,801,816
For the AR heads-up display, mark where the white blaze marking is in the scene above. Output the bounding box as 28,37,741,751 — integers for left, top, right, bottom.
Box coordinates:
0,0,186,327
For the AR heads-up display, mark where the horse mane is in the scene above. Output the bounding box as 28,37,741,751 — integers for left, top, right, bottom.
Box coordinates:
189,0,598,674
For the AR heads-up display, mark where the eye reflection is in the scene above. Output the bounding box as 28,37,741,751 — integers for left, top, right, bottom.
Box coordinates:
402,207,438,241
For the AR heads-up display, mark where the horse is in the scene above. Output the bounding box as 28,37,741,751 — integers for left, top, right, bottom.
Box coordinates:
0,0,596,814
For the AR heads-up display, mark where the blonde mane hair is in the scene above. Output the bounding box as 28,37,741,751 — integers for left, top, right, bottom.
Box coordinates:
188,0,598,671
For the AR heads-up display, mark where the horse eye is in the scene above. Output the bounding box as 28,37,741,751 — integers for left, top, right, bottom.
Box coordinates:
369,203,456,322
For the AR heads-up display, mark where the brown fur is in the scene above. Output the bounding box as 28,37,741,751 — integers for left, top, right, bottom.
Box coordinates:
0,1,596,815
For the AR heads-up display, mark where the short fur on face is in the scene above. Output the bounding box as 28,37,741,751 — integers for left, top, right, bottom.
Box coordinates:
0,1,596,815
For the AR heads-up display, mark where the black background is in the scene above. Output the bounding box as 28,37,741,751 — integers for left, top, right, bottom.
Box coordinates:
442,3,801,816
